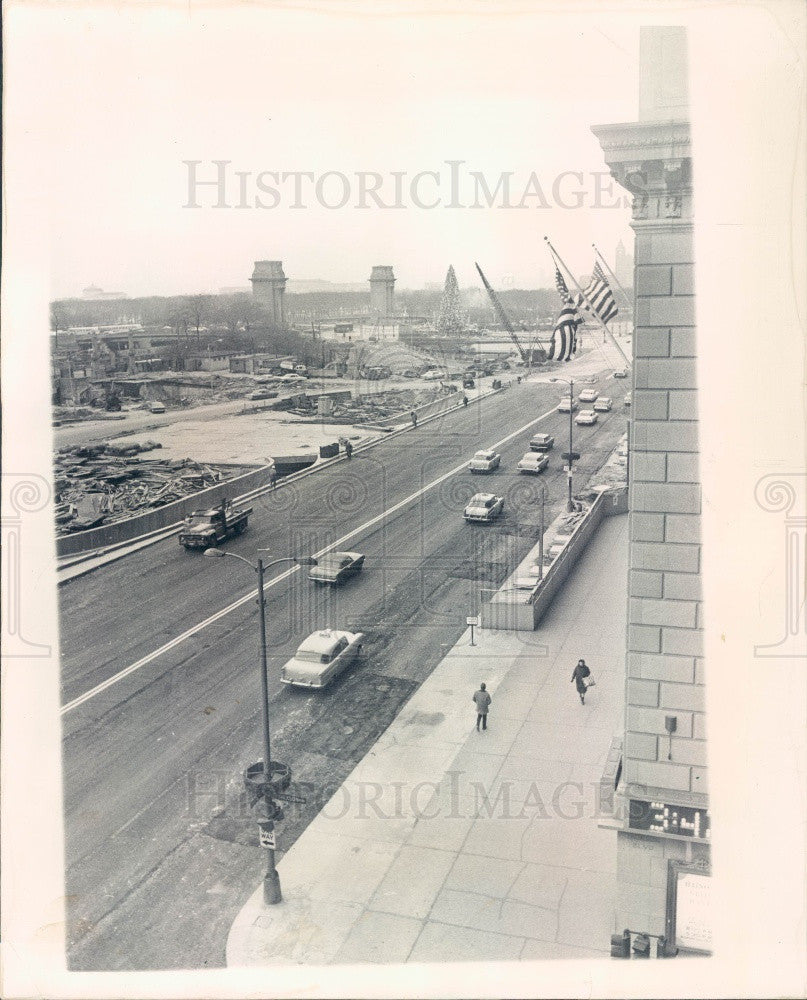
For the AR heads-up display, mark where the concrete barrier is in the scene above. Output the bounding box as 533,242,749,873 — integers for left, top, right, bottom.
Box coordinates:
481,486,627,632
56,464,278,557
370,391,461,428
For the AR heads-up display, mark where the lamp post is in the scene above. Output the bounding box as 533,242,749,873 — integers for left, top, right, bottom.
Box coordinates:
204,547,316,904
550,375,595,512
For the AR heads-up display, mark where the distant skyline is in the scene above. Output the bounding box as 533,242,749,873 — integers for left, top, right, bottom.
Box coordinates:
6,6,639,300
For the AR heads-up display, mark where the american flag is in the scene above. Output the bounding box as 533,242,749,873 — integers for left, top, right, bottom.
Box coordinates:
577,262,618,324
547,299,582,363
555,266,571,301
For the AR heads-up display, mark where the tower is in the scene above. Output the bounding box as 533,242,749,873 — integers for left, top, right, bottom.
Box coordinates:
436,265,463,337
250,261,287,327
369,266,395,319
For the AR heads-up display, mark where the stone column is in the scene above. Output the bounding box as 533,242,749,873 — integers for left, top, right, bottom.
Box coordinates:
250,261,287,327
369,265,395,319
593,26,710,942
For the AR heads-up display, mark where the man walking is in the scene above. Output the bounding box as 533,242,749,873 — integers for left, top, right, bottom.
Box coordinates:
472,682,492,731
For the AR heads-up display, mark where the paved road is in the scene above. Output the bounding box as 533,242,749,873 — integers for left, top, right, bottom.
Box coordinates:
60,368,630,969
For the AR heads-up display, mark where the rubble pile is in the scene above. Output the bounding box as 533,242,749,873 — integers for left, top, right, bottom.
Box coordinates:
53,442,252,534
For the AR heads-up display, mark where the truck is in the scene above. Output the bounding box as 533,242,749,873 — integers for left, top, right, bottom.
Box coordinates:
178,500,252,550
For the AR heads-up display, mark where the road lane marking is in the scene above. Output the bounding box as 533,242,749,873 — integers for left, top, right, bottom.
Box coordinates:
62,400,561,714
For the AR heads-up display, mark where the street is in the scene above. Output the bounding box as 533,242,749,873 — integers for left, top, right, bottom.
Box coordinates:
60,368,630,969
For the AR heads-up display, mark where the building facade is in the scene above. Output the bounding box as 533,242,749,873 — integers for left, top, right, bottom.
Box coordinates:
593,26,709,951
369,265,396,318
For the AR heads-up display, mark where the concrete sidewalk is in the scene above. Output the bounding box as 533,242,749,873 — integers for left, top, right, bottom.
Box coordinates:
227,514,627,965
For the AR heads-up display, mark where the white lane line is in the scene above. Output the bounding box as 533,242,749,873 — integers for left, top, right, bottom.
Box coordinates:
62,402,559,714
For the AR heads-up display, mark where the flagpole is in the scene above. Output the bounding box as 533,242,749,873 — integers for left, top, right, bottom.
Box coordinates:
543,236,631,370
592,242,633,311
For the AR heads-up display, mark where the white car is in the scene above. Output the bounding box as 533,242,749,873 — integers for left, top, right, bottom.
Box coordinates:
557,397,578,413
280,629,364,689
469,449,501,473
149,401,166,413
517,452,549,474
578,388,599,403
464,493,505,523
624,391,632,407
613,369,629,379
593,396,612,412
422,370,443,381
575,409,598,426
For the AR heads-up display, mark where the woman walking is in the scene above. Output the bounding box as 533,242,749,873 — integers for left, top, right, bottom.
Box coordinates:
571,659,591,705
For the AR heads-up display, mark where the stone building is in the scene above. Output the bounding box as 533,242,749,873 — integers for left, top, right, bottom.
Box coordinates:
369,265,395,319
593,26,710,950
250,260,287,327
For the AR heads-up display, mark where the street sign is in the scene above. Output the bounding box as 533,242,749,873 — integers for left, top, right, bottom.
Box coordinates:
561,451,581,461
258,824,276,849
466,615,481,627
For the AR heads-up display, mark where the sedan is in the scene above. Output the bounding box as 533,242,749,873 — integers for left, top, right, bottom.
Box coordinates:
517,452,549,474
578,388,599,403
308,550,365,585
557,397,578,413
593,396,613,412
624,391,632,406
613,369,629,379
575,409,599,426
529,433,555,452
469,449,501,473
464,493,505,523
280,628,364,689
248,389,278,400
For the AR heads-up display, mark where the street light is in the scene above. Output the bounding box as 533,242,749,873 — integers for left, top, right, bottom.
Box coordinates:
204,546,316,904
550,375,596,512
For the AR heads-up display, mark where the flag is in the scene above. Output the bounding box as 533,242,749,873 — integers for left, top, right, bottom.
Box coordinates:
577,262,618,324
548,299,582,363
554,267,570,301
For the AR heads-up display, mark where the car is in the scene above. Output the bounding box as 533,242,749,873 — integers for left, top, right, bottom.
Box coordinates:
148,401,166,413
575,409,599,426
593,396,613,412
557,397,578,413
578,388,599,403
517,452,549,474
308,550,365,585
529,433,555,452
280,628,364,689
624,391,632,406
469,449,501,473
401,369,419,378
464,492,505,523
613,368,629,379
248,389,278,400
462,377,476,389
276,373,307,382
422,370,443,381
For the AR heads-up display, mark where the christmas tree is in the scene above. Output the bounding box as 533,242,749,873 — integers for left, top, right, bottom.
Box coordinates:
436,265,464,337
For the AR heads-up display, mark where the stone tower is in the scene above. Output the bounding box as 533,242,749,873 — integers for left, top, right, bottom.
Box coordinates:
369,266,395,319
593,26,709,947
250,261,287,327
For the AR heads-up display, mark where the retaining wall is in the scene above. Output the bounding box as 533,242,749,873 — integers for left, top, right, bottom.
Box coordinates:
481,486,628,632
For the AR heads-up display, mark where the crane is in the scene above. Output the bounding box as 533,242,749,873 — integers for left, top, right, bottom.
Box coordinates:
474,262,547,366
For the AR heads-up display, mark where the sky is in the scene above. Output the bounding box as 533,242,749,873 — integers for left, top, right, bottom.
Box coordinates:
7,5,640,298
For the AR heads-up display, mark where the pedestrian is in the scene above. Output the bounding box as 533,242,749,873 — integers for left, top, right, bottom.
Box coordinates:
472,682,492,731
411,410,417,427
571,659,592,705
268,464,277,490
463,394,469,407
344,439,353,460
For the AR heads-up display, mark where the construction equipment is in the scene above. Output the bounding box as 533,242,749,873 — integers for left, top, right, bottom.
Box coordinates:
474,263,546,366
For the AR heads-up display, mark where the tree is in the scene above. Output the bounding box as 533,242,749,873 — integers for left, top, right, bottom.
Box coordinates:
436,265,464,337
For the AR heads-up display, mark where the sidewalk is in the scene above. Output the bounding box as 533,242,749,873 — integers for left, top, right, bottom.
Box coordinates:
227,514,628,965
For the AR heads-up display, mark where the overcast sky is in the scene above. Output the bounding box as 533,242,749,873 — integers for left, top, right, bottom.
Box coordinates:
9,6,642,298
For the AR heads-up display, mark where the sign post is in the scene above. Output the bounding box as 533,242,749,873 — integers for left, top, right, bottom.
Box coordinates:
466,615,481,646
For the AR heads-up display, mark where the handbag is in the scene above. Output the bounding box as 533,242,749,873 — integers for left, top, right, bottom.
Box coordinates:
585,677,596,688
